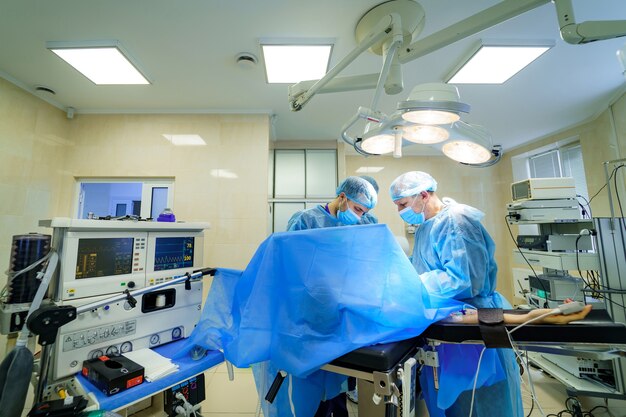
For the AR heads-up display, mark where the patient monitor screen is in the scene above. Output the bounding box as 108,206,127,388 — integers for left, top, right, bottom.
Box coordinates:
154,237,194,271
75,238,134,279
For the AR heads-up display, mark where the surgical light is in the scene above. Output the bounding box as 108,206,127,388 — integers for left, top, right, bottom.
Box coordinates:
399,83,469,125
441,122,493,164
360,129,395,155
442,141,492,164
402,124,449,144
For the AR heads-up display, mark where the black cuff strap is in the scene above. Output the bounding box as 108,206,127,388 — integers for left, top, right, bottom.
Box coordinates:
478,308,512,349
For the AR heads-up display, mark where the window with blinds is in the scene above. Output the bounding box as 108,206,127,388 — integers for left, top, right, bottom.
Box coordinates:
528,144,589,201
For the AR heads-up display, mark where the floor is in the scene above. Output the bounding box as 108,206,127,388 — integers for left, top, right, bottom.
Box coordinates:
17,359,626,416
345,367,626,417
129,360,626,417
518,366,626,417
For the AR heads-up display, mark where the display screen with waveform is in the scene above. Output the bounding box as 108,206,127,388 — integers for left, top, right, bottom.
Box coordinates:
75,238,134,279
154,237,194,271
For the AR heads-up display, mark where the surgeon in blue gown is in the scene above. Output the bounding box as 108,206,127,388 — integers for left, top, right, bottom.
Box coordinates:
287,176,377,230
357,175,379,226
286,175,378,417
389,171,523,417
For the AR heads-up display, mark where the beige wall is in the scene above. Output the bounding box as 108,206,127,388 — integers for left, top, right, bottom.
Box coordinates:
0,78,270,292
0,78,71,279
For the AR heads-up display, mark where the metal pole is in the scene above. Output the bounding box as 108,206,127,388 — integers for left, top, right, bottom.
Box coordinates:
604,161,617,222
35,345,53,402
76,270,206,314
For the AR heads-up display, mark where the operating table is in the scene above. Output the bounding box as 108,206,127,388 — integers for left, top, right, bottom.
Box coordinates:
322,309,626,417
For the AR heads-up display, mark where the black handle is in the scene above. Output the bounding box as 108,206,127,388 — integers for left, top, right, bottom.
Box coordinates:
124,289,137,308
264,371,286,403
194,267,217,276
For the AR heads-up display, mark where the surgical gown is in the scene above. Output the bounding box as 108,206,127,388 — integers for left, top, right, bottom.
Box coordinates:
411,203,523,417
287,205,375,230
360,211,378,225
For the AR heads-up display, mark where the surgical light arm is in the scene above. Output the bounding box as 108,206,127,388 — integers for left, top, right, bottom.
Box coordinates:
288,0,626,110
555,0,626,44
288,12,403,111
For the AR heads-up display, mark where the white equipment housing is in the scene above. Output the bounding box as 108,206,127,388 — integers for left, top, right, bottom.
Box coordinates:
511,177,576,202
39,218,210,379
507,198,581,222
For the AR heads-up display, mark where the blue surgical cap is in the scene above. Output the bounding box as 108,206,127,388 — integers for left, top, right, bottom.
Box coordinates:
359,175,380,193
389,171,437,201
337,176,377,209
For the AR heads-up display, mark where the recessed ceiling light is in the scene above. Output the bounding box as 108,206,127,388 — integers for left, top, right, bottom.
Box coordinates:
210,169,238,179
261,43,332,83
447,44,552,84
356,167,384,173
47,41,150,85
162,134,206,146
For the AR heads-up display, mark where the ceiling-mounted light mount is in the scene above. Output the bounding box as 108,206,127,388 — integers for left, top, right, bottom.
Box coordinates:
355,0,425,56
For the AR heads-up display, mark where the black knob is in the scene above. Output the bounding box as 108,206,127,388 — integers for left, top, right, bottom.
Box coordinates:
127,281,136,289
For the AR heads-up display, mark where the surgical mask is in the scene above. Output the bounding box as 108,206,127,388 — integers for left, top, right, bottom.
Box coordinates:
399,198,425,225
337,205,360,225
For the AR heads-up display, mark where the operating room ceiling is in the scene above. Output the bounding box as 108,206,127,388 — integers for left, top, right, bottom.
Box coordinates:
1,0,625,154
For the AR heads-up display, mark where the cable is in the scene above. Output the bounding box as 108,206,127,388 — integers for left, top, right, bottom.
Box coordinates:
574,235,599,300
585,404,610,417
506,331,546,417
5,250,53,281
468,347,487,417
505,214,549,306
588,164,623,204
508,310,558,334
509,302,585,336
175,392,199,417
573,231,626,309
525,392,535,417
576,194,593,219
613,165,625,219
542,396,612,417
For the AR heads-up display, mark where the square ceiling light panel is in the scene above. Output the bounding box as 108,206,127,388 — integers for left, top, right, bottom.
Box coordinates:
447,44,552,84
262,44,333,83
47,41,150,85
355,167,384,173
162,134,206,146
